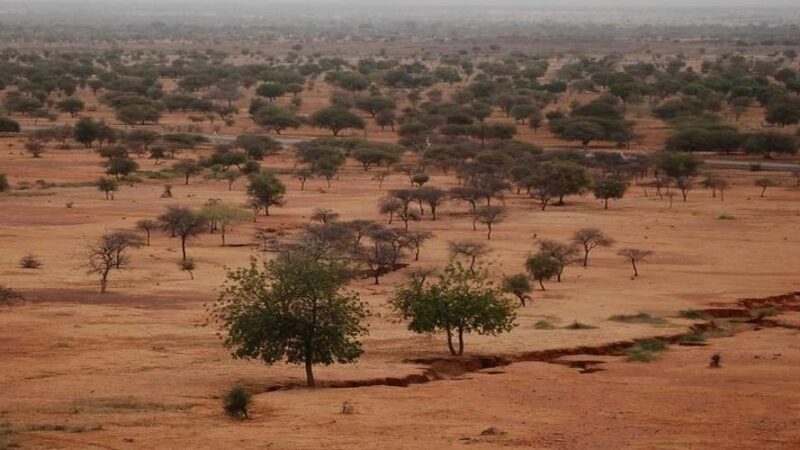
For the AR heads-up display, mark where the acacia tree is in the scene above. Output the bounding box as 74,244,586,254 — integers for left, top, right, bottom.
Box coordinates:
97,177,118,200
310,107,365,136
538,239,580,282
448,240,489,273
208,249,368,388
525,252,560,290
593,178,628,209
136,219,157,246
501,274,532,306
403,230,433,261
755,178,778,197
702,175,730,201
172,159,202,185
247,171,286,216
391,262,517,356
415,186,446,220
618,248,652,277
572,228,614,267
157,206,207,260
200,203,249,246
86,233,135,293
474,205,506,240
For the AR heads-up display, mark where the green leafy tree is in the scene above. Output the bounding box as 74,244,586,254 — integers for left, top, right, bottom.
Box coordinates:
247,171,286,216
310,107,365,136
593,178,628,209
208,250,368,387
742,132,798,159
255,82,286,101
56,97,85,117
525,252,560,290
96,177,118,200
391,262,517,356
172,159,202,185
501,274,532,306
200,203,250,246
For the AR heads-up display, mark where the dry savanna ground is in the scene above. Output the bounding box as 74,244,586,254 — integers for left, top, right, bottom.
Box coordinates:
2,119,800,450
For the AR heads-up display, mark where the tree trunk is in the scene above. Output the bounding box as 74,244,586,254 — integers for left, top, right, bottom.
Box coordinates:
457,327,465,356
604,198,609,210
631,260,639,277
305,360,316,388
446,328,457,356
180,238,187,261
539,279,545,290
583,249,589,267
100,267,110,293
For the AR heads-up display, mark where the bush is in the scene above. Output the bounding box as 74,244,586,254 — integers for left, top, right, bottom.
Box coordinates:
626,347,659,362
0,116,20,132
19,254,42,269
533,320,555,330
625,339,667,362
564,321,597,330
608,312,667,325
636,338,667,352
0,173,9,192
679,309,708,320
679,334,706,344
223,386,252,419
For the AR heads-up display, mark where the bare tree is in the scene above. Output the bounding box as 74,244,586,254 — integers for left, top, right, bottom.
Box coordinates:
378,197,403,224
754,178,778,197
157,206,207,261
311,208,340,225
448,240,489,273
0,285,23,308
86,233,135,293
342,220,379,252
572,228,614,267
403,230,433,261
136,219,157,246
538,239,580,282
415,186,446,220
618,248,652,277
474,205,505,240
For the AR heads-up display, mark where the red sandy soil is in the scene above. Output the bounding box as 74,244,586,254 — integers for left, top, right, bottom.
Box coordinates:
2,82,800,448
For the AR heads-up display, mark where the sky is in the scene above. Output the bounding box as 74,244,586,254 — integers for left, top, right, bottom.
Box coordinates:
4,0,800,24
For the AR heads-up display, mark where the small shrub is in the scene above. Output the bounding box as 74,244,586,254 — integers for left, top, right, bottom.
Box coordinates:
679,309,708,320
0,173,9,192
625,347,658,362
749,163,762,172
717,215,735,220
752,307,778,320
564,321,597,330
223,386,252,419
533,320,555,330
19,254,42,269
636,338,667,352
179,259,196,279
608,312,667,325
679,334,706,344
625,339,667,363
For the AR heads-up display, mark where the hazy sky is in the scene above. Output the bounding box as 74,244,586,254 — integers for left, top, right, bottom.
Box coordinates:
4,0,800,25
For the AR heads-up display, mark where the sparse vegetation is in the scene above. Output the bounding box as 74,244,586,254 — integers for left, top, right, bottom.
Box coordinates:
223,386,252,419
